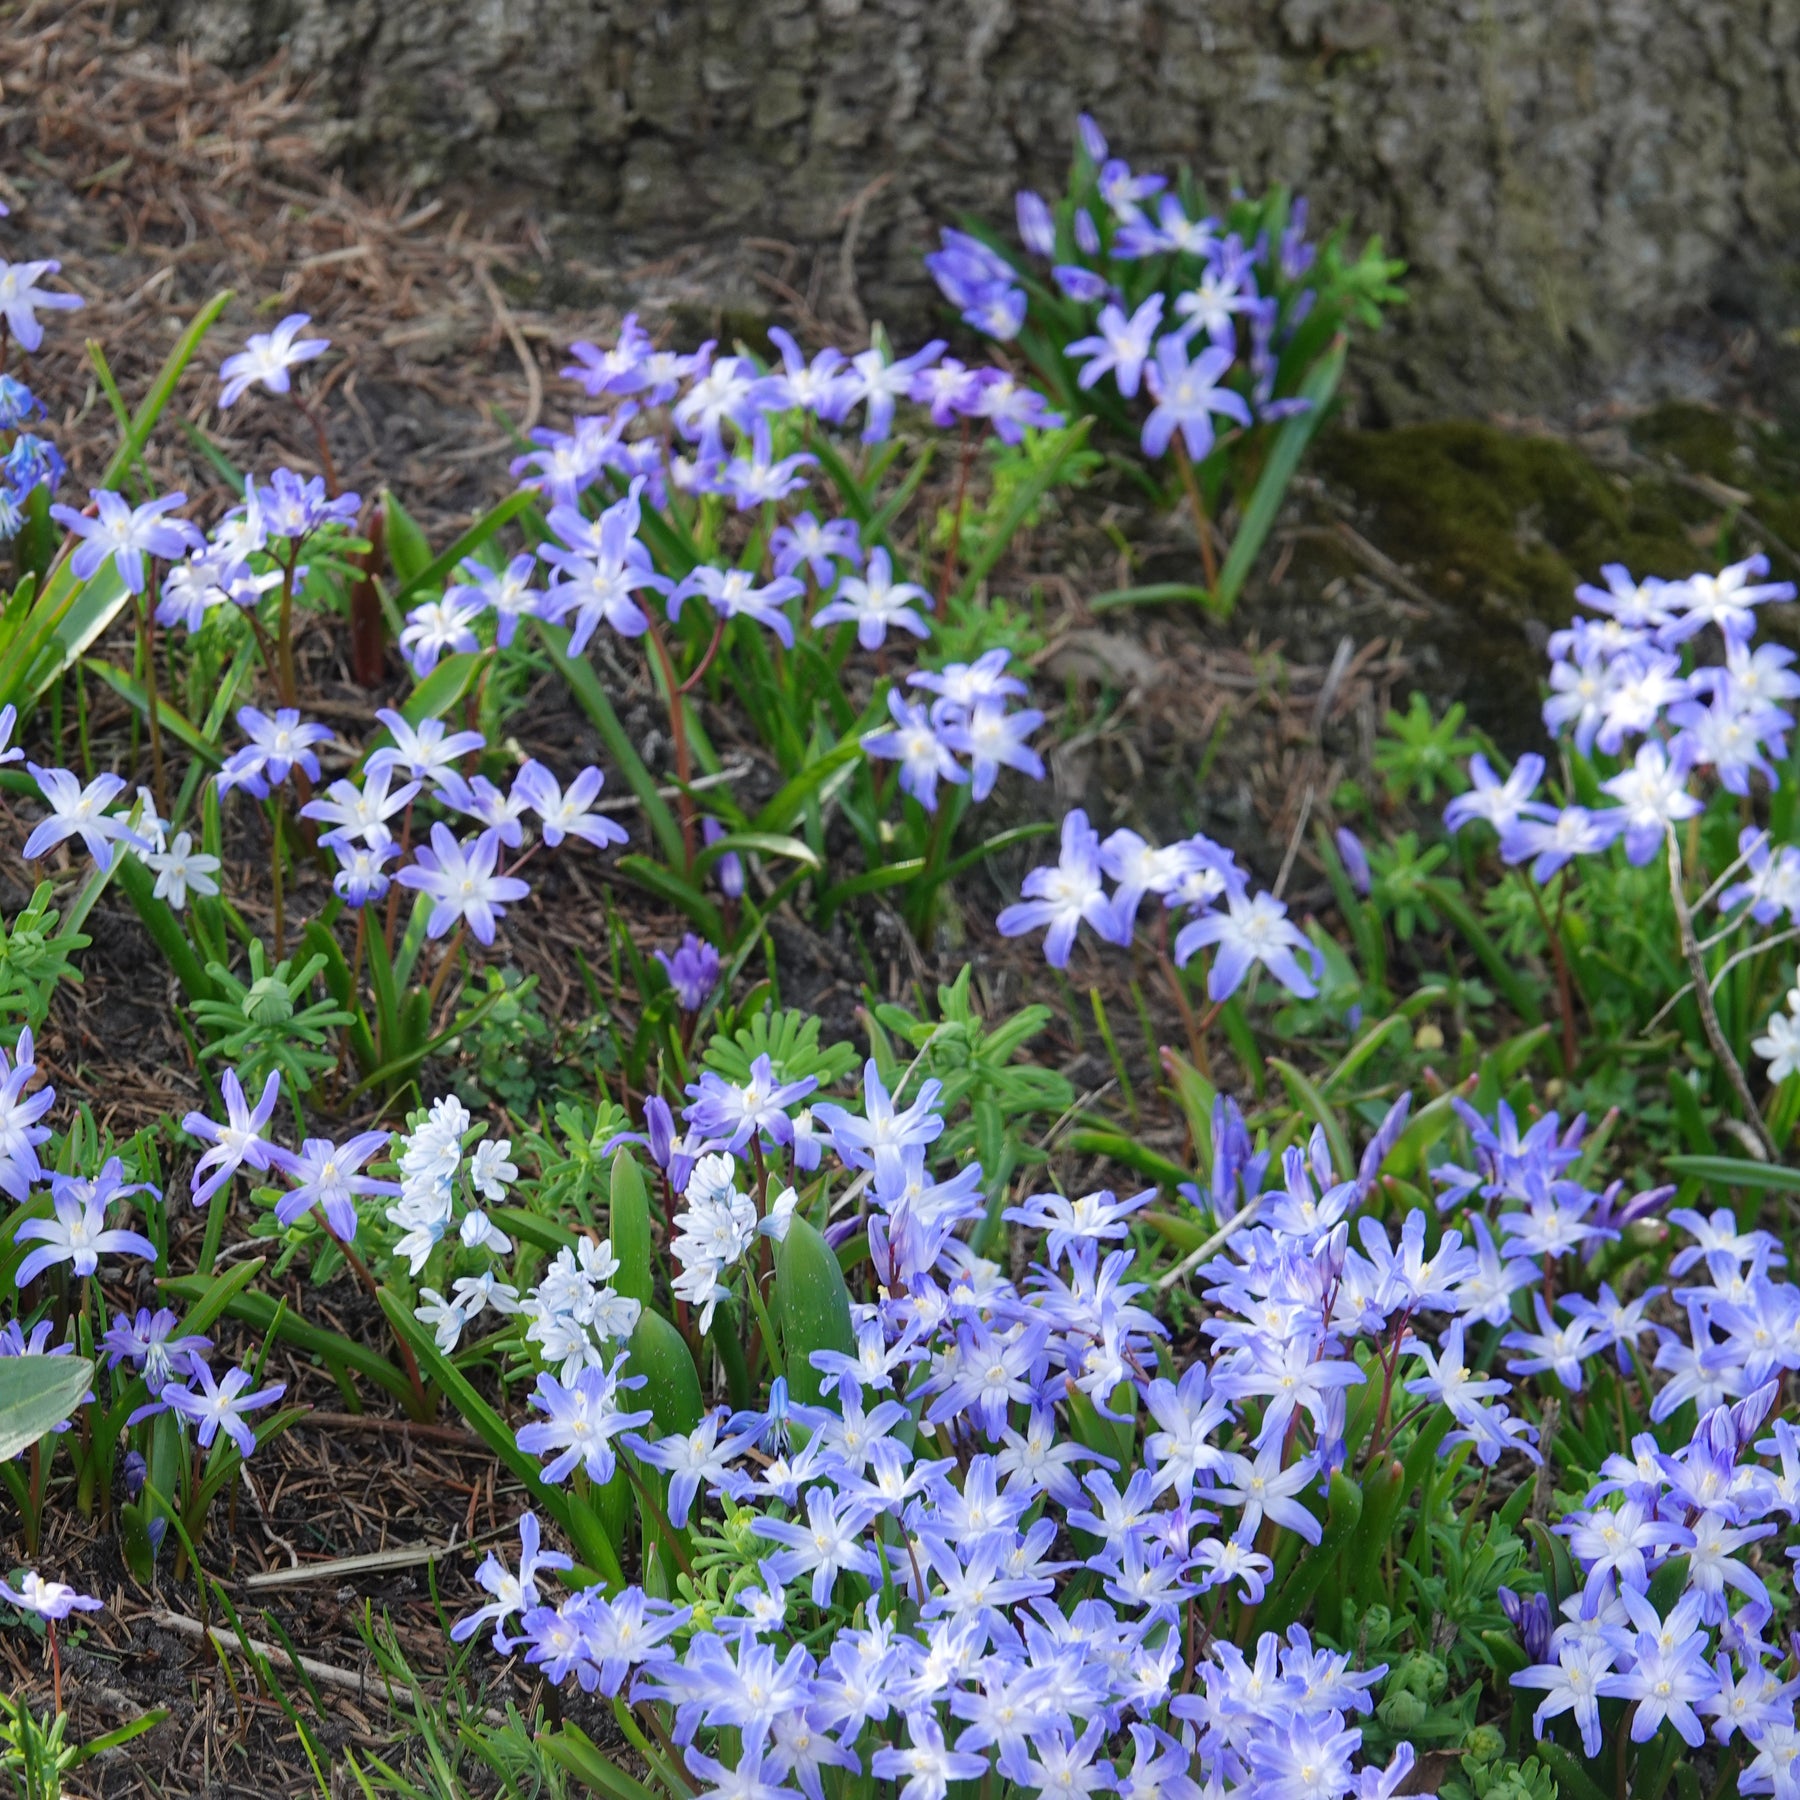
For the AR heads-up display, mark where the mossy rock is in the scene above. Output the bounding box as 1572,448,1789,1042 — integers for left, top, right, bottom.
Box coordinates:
1311,411,1799,749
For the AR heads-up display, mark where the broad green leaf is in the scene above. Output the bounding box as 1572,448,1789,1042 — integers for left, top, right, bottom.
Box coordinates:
819,857,926,921
0,290,233,710
381,490,434,585
1259,1470,1363,1635
541,1725,665,1800
610,1149,655,1307
753,735,867,837
774,1215,854,1407
626,1309,703,1437
112,848,217,1003
0,1354,93,1461
1064,1129,1191,1190
1268,1057,1354,1183
161,1275,416,1410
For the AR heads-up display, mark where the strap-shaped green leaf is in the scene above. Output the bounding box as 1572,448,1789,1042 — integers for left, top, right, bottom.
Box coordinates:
388,489,534,612
610,1149,655,1308
1663,1153,1800,1193
626,1309,703,1437
774,1214,854,1406
0,1353,93,1461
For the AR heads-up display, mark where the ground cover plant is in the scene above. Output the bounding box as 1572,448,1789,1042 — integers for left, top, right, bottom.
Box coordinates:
0,84,1798,1800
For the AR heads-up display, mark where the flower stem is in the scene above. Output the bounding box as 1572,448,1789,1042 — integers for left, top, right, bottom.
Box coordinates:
938,417,975,603
743,1267,785,1384
277,543,300,708
292,392,339,497
1171,437,1220,593
1666,825,1778,1160
644,615,697,865
269,802,285,960
426,922,467,1014
133,575,168,814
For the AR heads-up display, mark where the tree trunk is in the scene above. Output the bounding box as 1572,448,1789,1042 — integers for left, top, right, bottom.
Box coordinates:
150,0,1800,414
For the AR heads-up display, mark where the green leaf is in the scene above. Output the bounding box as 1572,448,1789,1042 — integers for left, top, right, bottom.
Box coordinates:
540,1725,666,1800
753,736,867,838
1422,878,1544,1025
1259,1469,1363,1635
1532,1742,1611,1800
610,1149,655,1308
381,490,434,586
809,436,876,526
388,490,534,613
1663,1153,1800,1193
1088,582,1213,610
0,290,233,710
345,976,512,1100
112,848,217,1003
617,854,724,941
1268,1057,1354,1183
0,1354,93,1461
1064,1129,1192,1190
534,619,686,865
1211,337,1345,618
626,1309,704,1437
395,650,483,727
774,1215,855,1407
937,819,1059,886
695,829,820,874
102,290,235,491
818,857,926,921
85,658,223,766
161,1275,416,1410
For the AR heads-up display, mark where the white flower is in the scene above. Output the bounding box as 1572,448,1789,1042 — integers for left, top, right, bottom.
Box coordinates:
124,786,168,859
470,1137,518,1202
685,1152,738,1205
451,1272,520,1322
576,1237,620,1284
415,1288,467,1353
459,1208,513,1254
671,1254,732,1333
523,1309,607,1384
760,1185,799,1243
1753,1007,1800,1083
585,1289,642,1341
145,831,221,910
672,1188,757,1270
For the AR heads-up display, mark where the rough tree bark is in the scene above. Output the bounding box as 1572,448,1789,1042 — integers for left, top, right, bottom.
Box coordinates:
150,0,1800,414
